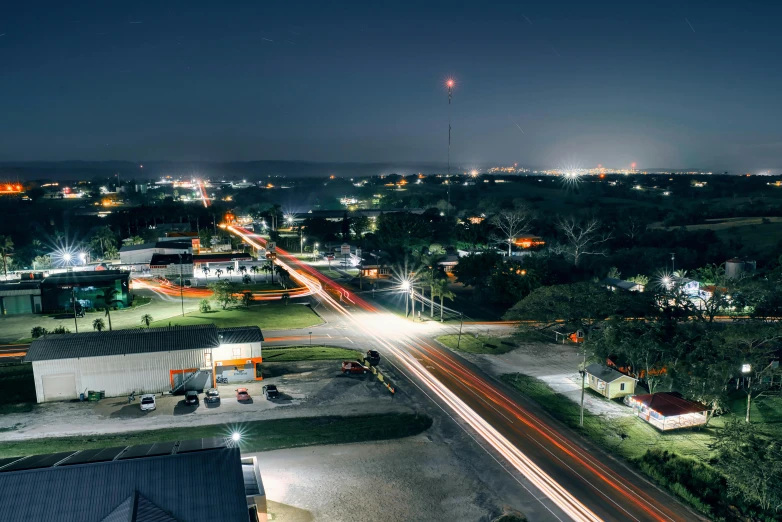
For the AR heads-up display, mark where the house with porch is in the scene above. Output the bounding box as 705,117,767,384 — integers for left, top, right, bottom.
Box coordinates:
624,392,709,431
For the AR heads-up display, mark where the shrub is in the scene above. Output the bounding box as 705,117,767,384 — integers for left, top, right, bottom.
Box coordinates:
30,326,47,338
199,299,211,313
51,326,71,335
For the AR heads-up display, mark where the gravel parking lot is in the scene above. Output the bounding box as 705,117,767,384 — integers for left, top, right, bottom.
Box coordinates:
0,360,408,441
257,435,502,521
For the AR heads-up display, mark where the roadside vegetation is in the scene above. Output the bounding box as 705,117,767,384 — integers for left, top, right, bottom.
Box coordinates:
262,345,360,362
0,413,433,458
148,302,322,330
501,373,780,521
436,334,516,355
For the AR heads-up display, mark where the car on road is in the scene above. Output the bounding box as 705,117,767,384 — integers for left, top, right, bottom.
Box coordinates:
204,388,220,403
262,384,279,400
184,390,199,405
140,394,156,411
236,388,251,401
342,360,370,374
366,350,380,365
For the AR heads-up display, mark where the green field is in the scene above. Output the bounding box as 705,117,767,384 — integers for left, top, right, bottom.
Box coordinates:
436,334,517,355
0,413,433,458
0,364,36,414
263,345,360,362
149,302,323,330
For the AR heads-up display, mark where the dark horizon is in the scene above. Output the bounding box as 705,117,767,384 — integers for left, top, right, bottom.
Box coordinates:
3,2,782,172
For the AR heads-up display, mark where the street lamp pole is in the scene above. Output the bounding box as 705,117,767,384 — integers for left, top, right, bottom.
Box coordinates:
71,287,79,333
179,252,185,316
579,350,587,427
456,313,463,350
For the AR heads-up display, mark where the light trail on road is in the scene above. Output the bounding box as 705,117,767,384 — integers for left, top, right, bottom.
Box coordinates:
226,225,697,522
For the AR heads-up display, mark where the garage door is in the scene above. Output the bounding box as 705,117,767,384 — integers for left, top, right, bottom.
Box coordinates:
42,374,77,401
3,295,32,315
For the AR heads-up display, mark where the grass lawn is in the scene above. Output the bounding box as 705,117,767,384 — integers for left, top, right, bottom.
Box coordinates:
148,302,323,330
0,413,433,458
0,364,37,414
436,334,517,355
262,345,360,362
499,373,722,462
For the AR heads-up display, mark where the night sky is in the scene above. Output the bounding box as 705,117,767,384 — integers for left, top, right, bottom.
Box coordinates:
2,1,781,171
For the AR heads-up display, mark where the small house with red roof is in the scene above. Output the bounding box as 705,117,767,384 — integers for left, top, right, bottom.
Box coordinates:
624,392,708,431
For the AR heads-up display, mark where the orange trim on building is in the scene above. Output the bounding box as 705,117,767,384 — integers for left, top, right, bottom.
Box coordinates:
169,368,198,389
212,357,264,384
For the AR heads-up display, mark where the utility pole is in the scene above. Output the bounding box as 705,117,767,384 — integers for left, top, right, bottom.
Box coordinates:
579,350,586,427
179,252,185,316
456,313,464,350
446,79,454,214
411,287,416,320
71,287,79,333
670,252,675,274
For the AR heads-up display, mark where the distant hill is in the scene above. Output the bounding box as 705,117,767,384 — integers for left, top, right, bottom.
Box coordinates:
0,160,452,182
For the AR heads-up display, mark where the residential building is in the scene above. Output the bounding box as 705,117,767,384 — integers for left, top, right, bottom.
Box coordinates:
602,278,644,292
0,439,266,521
40,270,130,313
584,363,638,399
24,324,263,402
625,392,709,431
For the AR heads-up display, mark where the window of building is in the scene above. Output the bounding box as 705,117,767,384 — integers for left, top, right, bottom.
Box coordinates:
204,352,212,365
620,382,625,391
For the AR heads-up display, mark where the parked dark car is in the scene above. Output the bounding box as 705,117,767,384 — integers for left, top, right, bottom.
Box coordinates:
204,388,220,403
366,350,380,365
262,385,279,400
184,390,199,405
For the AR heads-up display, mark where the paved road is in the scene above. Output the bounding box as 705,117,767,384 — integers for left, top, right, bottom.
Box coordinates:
229,226,705,522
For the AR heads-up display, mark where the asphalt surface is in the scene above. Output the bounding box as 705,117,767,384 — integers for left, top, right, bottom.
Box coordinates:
227,226,705,522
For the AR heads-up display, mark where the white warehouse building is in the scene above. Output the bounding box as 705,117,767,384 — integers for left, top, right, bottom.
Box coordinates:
24,324,263,403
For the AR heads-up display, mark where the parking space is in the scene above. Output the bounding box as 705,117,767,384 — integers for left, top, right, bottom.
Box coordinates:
0,360,408,441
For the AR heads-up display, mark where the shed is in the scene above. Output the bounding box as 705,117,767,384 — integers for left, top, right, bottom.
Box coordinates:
625,392,709,431
584,363,637,399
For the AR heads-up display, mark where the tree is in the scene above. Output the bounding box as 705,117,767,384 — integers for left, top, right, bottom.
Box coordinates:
33,255,52,269
452,251,503,288
281,292,290,305
275,265,289,288
226,265,235,281
263,261,274,283
715,417,782,512
0,235,13,276
98,288,121,330
606,266,621,279
199,299,211,313
250,265,261,282
140,313,153,327
214,268,224,279
241,291,253,307
104,245,119,260
242,274,251,284
491,209,532,256
351,215,371,237
209,280,237,309
627,274,649,287
432,279,455,321
238,265,247,278
92,226,116,256
554,217,611,266
92,318,106,331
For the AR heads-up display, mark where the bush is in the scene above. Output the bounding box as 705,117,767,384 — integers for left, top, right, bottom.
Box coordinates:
50,326,71,335
30,326,47,338
199,299,211,313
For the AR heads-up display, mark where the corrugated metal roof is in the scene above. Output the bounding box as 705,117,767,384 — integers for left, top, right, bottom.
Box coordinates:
585,363,634,383
630,392,708,417
40,270,129,287
0,445,249,522
218,326,264,344
24,325,220,362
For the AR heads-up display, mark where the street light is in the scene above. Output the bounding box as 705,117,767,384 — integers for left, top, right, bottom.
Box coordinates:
300,236,306,255
231,432,241,442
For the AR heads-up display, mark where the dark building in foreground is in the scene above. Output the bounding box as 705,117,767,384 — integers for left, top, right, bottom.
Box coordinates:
40,270,130,312
0,438,266,521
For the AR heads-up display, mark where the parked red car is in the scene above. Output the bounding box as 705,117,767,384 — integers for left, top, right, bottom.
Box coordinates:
341,361,369,374
235,388,251,401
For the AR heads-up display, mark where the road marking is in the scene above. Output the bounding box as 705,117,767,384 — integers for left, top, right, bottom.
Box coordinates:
345,337,354,344
327,333,332,338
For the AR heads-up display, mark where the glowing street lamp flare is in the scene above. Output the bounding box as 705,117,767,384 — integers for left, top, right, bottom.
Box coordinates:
231,432,241,442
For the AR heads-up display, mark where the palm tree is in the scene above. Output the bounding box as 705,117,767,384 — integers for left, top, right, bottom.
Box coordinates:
281,292,290,305
92,318,106,332
238,265,247,280
226,265,234,281
98,288,121,331
241,292,253,307
215,268,224,279
104,245,119,260
250,265,260,282
0,235,13,276
432,279,455,322
263,261,274,283
140,314,153,327
92,226,116,256
274,265,288,288
202,266,211,279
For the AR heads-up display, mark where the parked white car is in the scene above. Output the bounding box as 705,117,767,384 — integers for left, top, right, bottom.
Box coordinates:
140,394,156,411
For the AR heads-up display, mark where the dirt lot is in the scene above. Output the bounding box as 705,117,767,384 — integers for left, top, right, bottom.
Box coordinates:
257,437,497,522
456,341,630,419
0,360,408,441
